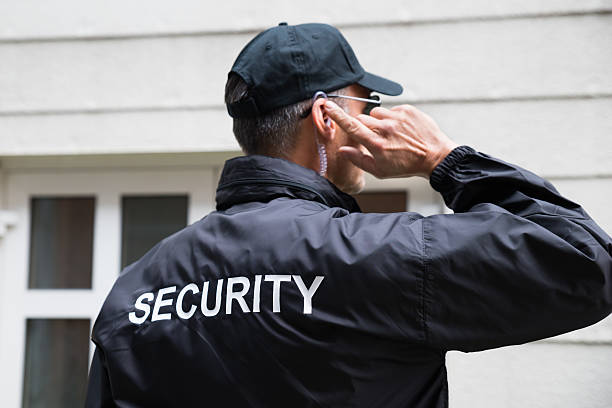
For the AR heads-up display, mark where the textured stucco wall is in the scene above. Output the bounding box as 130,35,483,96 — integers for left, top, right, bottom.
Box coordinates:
0,1,611,407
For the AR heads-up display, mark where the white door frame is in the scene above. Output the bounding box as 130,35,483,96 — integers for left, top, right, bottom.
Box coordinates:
0,167,215,408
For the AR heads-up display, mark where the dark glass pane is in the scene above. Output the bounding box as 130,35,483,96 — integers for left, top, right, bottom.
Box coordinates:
121,195,188,269
22,319,90,408
353,191,408,213
29,197,95,289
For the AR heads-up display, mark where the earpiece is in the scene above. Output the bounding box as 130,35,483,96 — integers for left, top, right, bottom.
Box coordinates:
312,91,328,101
313,91,332,129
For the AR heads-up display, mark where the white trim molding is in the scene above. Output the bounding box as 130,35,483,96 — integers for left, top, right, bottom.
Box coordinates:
0,210,18,238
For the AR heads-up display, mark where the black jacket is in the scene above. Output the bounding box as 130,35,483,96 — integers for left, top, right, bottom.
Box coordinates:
86,145,612,408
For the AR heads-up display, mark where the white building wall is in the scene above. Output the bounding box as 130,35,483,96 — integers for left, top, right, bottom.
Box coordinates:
0,1,611,407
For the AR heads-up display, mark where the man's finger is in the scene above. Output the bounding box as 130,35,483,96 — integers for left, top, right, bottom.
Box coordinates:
356,114,384,134
369,106,400,120
337,146,377,175
324,101,379,150
390,104,417,115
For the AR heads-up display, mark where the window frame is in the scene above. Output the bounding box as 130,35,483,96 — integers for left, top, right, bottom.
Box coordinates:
0,168,214,407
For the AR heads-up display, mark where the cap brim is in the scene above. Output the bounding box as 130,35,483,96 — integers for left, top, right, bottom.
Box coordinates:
357,72,403,96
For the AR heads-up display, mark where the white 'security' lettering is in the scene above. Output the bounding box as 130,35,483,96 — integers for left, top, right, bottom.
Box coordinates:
128,275,324,324
128,292,154,324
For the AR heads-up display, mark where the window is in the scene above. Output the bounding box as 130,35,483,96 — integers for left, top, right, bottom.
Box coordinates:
353,191,408,213
121,195,189,269
28,197,95,289
22,319,90,408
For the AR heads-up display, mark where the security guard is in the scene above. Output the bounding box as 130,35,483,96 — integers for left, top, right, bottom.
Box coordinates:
86,23,612,407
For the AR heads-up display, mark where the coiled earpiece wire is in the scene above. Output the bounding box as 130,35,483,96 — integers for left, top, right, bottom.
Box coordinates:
312,91,328,176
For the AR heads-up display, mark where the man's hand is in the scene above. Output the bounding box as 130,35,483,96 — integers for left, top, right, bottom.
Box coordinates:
324,101,459,179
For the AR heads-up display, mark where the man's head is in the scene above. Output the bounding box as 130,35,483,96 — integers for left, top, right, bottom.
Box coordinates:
224,22,402,193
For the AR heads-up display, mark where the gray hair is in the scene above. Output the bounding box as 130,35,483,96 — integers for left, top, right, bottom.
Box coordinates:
224,73,347,158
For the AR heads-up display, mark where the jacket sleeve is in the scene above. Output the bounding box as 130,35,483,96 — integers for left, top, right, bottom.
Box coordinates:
423,145,612,352
85,346,116,408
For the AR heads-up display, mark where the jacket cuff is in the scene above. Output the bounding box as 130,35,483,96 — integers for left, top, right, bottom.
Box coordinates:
429,145,476,192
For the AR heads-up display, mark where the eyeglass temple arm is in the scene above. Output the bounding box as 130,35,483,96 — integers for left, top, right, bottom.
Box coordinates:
326,94,381,104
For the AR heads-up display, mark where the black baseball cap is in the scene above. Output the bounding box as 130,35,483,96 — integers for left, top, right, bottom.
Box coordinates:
227,22,403,118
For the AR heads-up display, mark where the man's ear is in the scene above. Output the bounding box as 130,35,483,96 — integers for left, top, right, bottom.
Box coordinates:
311,97,335,141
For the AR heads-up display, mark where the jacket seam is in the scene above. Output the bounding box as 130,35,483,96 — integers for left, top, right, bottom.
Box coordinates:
421,219,431,345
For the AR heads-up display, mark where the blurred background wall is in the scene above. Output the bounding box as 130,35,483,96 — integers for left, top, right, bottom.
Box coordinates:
0,1,611,407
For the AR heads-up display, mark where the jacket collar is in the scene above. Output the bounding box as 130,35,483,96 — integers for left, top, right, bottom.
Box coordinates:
215,155,361,213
